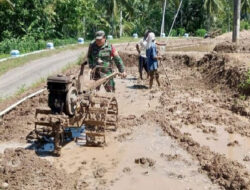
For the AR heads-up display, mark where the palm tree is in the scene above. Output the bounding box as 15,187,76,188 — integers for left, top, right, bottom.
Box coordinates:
204,0,224,29
241,0,250,19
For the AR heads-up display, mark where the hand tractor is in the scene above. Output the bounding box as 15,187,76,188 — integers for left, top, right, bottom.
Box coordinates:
34,63,120,156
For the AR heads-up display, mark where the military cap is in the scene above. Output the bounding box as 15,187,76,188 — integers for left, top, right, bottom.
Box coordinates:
95,30,105,39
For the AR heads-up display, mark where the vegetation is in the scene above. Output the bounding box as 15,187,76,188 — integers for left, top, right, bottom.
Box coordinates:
0,44,85,76
0,0,249,52
195,29,207,37
0,37,79,54
240,70,250,95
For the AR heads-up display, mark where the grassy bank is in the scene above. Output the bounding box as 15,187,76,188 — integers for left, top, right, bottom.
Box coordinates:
0,52,86,106
0,44,87,76
0,37,139,77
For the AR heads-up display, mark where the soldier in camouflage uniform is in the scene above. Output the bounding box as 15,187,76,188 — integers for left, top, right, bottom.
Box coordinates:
87,31,126,92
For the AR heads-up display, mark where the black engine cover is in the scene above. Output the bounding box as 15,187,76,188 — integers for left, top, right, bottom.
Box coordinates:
47,75,72,114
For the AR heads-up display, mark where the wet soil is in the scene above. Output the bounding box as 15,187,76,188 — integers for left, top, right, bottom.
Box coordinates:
0,37,250,190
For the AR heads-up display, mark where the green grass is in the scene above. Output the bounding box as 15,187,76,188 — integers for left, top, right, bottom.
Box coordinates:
15,84,27,96
0,51,88,103
30,77,46,89
0,37,138,77
239,70,250,95
0,54,10,59
109,37,139,43
0,44,87,76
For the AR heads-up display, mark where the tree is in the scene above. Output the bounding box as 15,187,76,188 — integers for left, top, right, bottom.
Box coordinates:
233,0,241,42
241,0,250,20
0,0,14,8
204,0,224,30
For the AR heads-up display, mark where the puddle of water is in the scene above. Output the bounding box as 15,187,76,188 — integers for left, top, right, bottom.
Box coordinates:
116,77,161,117
180,123,250,171
0,142,29,153
110,124,220,190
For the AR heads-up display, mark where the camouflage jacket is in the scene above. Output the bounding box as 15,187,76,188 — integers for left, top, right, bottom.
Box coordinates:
87,41,125,76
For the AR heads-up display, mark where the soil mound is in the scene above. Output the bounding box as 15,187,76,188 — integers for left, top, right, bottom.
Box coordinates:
214,41,250,53
172,54,196,66
197,53,248,92
119,51,138,67
216,30,250,40
214,41,238,53
0,148,76,190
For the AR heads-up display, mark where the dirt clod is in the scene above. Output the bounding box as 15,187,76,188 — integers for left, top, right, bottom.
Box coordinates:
243,156,250,162
227,140,239,147
93,167,107,178
135,157,156,168
122,167,131,173
0,148,76,190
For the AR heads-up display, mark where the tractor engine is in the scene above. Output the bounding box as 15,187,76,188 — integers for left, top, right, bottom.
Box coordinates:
47,74,77,116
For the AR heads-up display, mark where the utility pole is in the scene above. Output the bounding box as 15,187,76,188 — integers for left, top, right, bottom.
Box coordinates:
119,10,123,38
232,0,241,43
160,0,167,35
82,17,86,37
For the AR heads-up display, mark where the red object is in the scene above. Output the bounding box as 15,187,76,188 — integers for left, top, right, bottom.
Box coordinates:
111,45,116,57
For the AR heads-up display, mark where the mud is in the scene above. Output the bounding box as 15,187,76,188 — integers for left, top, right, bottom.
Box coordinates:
0,37,250,190
219,41,250,53
134,157,156,168
0,148,77,190
196,52,249,94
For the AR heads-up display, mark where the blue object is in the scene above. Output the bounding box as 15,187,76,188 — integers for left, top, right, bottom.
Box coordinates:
184,33,189,38
107,35,113,40
10,50,20,57
38,142,55,152
78,38,84,44
133,33,138,38
46,42,54,49
146,43,158,71
64,126,85,141
36,126,86,152
160,33,166,38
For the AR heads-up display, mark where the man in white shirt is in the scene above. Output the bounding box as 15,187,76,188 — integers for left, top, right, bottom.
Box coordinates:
136,30,150,80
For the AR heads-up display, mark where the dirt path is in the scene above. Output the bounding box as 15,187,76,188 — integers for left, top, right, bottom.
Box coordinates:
0,48,86,98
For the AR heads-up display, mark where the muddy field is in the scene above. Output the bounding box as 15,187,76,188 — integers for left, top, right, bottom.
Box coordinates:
0,33,250,190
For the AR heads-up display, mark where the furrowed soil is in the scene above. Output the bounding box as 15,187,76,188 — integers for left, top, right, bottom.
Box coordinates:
0,33,250,190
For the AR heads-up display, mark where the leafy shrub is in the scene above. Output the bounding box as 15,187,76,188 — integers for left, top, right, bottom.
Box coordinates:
170,29,177,37
239,70,250,95
240,20,249,31
195,29,207,37
53,38,76,47
0,37,77,54
177,28,186,36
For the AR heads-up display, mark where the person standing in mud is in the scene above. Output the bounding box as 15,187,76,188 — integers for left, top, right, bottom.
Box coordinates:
87,30,126,92
136,30,150,80
146,32,161,89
